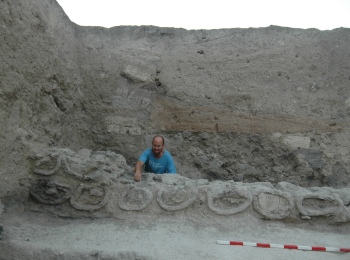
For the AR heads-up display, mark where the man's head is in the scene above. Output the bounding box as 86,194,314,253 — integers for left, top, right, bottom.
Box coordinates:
152,135,165,158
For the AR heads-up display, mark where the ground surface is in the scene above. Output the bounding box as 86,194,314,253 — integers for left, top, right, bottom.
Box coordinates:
1,212,349,260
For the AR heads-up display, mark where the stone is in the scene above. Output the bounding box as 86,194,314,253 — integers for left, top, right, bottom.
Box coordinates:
283,135,311,149
121,65,153,83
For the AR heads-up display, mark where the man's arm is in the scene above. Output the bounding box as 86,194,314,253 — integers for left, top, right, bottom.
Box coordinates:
134,160,144,181
166,155,176,174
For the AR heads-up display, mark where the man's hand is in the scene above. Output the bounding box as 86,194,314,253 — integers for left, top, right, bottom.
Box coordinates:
134,161,144,182
134,170,142,182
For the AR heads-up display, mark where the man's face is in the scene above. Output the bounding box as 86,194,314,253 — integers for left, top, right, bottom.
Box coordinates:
152,137,164,157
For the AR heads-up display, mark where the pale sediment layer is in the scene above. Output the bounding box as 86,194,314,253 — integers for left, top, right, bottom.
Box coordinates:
1,211,350,260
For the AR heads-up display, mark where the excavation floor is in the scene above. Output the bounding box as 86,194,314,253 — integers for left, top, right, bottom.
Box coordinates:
0,212,350,260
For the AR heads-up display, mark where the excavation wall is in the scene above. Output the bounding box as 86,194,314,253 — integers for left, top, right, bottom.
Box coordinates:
1,0,350,213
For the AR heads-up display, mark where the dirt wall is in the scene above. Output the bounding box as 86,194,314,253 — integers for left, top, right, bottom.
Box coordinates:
1,0,350,211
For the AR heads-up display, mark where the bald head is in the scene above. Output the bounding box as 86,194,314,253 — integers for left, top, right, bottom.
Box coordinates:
151,135,165,158
152,135,164,145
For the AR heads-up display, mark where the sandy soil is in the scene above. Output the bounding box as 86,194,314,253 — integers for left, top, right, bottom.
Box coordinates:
1,212,349,260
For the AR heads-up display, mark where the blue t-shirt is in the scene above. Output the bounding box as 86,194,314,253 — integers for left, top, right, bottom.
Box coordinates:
139,148,176,174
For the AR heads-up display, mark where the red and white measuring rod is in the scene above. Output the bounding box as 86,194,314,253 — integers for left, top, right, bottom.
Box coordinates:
216,240,350,253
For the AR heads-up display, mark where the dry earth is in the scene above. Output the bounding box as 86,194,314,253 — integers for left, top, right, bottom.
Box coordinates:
1,211,350,260
1,0,350,259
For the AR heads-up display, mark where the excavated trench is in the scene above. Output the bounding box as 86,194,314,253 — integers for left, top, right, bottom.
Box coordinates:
1,0,350,259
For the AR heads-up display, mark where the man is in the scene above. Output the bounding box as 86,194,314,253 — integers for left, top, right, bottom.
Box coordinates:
134,135,176,181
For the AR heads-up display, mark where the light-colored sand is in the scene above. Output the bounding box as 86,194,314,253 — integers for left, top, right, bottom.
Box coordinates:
1,212,349,260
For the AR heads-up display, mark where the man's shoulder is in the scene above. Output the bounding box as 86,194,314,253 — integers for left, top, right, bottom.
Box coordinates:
139,148,152,160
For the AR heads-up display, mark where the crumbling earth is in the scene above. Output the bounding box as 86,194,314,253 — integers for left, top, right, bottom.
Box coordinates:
1,0,350,259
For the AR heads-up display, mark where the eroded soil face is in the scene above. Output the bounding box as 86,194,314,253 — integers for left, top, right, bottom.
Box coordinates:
0,0,350,210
